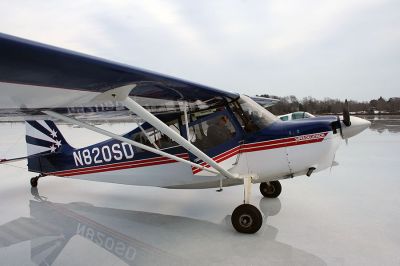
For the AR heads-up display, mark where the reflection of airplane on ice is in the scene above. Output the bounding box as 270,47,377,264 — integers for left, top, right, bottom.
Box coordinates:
0,188,325,265
0,33,370,233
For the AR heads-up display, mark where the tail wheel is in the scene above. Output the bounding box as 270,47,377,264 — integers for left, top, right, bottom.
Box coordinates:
231,204,263,234
260,181,282,198
30,174,45,188
30,177,38,188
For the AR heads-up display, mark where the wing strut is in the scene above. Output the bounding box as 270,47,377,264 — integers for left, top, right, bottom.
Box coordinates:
118,90,237,179
43,110,219,175
182,103,191,141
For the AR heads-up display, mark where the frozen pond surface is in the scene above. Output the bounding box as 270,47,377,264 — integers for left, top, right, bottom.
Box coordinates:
0,117,399,265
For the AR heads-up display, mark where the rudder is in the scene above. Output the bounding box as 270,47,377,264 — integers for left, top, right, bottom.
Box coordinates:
25,120,73,173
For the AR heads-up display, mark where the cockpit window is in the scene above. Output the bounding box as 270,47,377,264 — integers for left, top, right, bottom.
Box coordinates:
185,110,236,152
291,112,304,120
230,95,278,133
129,120,179,151
280,115,289,121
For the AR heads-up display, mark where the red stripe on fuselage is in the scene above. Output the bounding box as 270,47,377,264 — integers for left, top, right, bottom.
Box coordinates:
191,132,328,174
59,158,179,177
48,132,328,177
48,153,189,177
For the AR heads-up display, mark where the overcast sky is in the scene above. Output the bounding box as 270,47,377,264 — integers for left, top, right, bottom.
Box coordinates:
1,0,399,101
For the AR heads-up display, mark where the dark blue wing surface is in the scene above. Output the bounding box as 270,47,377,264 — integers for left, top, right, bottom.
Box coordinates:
0,33,238,103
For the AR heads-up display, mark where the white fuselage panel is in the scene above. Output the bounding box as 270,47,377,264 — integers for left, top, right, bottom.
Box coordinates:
66,132,342,188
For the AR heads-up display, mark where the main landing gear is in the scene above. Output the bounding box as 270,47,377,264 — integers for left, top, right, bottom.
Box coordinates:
231,177,263,234
30,173,45,188
231,203,263,234
231,179,283,234
259,181,282,198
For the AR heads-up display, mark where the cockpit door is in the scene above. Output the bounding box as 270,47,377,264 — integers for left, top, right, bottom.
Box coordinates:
183,109,244,176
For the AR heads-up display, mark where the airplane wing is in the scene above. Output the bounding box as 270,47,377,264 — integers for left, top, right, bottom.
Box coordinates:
250,96,280,108
0,33,239,122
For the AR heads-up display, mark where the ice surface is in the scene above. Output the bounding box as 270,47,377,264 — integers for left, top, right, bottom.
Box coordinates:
0,117,399,265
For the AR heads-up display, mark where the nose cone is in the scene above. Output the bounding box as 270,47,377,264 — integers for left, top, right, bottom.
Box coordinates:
341,116,371,139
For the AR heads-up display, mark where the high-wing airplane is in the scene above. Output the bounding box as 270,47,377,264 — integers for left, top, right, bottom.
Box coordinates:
0,33,371,234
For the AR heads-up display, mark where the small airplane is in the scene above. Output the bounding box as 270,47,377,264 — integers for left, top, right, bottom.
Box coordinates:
0,33,371,234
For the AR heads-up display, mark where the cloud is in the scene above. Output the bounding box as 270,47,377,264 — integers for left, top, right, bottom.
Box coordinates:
0,0,399,100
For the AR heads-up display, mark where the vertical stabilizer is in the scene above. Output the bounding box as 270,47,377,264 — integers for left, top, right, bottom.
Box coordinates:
25,120,73,173
25,120,71,156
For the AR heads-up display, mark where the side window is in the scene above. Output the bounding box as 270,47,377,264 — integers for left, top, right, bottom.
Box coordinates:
158,120,180,149
188,113,236,151
229,101,260,133
280,115,289,121
292,112,304,120
130,120,179,152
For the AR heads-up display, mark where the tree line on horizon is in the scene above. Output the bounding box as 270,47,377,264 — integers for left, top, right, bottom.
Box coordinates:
258,94,400,115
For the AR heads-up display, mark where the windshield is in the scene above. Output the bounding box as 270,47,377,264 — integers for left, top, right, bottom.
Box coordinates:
231,95,278,133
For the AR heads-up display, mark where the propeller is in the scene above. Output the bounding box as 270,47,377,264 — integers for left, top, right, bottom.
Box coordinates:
332,99,371,139
333,99,351,139
342,99,351,127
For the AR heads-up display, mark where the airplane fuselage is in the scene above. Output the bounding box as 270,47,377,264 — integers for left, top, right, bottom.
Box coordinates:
28,114,342,189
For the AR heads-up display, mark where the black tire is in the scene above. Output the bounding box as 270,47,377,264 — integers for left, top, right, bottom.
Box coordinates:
260,181,282,198
231,204,263,234
30,177,38,188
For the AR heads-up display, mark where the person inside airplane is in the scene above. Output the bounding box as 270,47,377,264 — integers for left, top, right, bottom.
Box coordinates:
207,115,233,146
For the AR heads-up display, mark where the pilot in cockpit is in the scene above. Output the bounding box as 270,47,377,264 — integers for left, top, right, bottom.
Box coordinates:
207,115,232,146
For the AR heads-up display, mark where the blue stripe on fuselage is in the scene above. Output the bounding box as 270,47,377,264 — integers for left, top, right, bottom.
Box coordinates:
245,117,336,143
31,123,186,173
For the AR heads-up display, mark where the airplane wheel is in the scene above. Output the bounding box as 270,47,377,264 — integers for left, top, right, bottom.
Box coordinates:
260,181,281,198
30,177,38,188
231,204,263,234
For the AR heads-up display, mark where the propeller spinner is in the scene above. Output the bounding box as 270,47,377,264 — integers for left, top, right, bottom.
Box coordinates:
333,99,371,139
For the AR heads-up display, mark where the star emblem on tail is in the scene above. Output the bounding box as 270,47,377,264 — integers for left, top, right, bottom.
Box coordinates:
25,120,66,156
